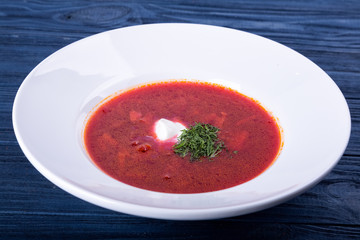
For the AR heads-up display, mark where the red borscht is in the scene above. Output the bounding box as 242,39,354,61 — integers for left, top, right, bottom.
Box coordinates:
84,81,282,193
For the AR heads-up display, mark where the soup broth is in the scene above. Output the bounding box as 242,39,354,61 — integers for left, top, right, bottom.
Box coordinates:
84,81,282,193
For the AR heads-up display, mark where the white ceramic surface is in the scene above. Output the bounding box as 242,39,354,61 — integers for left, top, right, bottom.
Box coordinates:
13,23,351,220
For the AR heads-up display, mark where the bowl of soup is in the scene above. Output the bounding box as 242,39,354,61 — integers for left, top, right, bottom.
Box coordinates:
12,23,351,220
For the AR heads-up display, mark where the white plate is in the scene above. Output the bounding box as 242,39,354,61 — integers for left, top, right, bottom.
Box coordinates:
12,23,351,220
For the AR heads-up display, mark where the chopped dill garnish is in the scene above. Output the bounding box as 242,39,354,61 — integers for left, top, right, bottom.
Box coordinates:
173,123,225,162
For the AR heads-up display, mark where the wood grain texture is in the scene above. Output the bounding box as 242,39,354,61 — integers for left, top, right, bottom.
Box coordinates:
0,0,359,239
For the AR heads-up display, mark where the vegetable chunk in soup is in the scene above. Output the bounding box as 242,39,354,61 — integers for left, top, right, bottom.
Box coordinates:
84,81,282,193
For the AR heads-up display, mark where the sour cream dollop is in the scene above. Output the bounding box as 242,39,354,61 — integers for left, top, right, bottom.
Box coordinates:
154,118,186,141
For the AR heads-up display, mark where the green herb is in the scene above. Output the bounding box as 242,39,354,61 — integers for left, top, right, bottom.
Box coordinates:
173,123,225,162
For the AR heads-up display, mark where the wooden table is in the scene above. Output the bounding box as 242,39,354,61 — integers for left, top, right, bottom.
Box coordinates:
1,1,359,239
